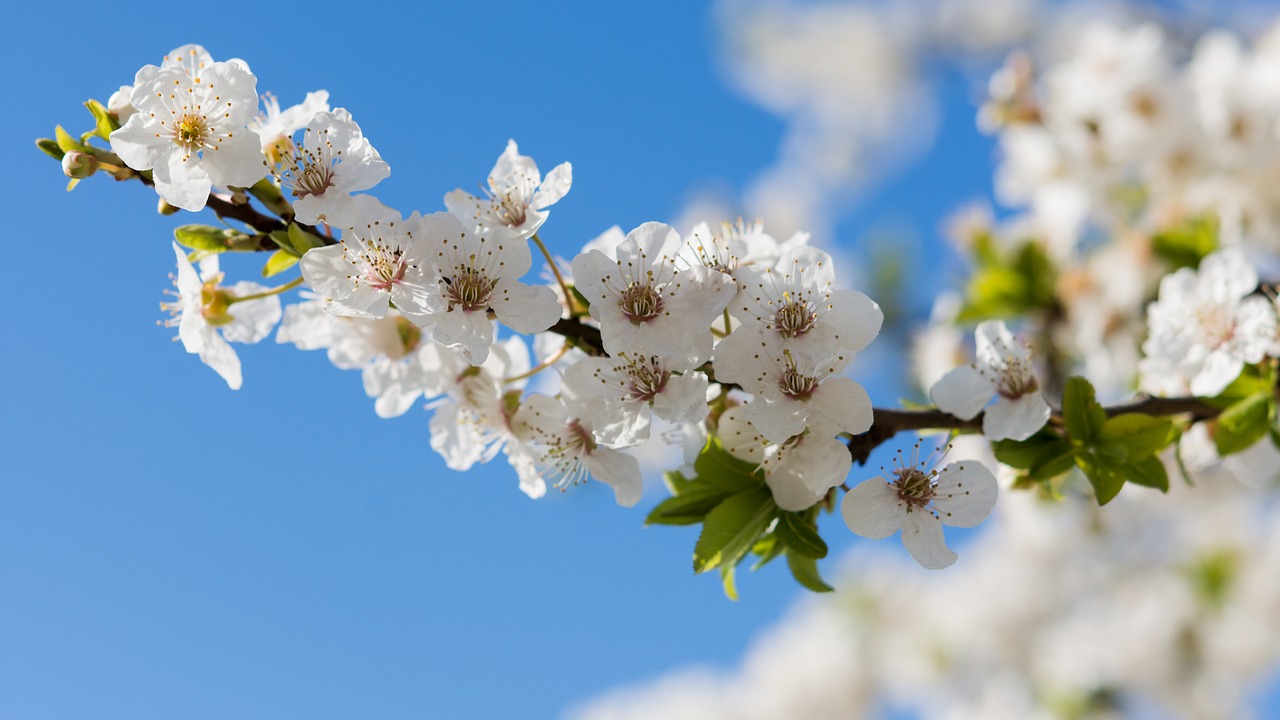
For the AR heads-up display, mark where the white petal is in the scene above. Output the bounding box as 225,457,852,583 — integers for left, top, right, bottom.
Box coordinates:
1190,350,1243,397
198,331,243,390
841,478,905,540
982,393,1051,441
531,162,572,209
587,448,643,507
930,365,993,420
809,378,874,435
901,510,957,569
931,461,998,527
200,131,267,189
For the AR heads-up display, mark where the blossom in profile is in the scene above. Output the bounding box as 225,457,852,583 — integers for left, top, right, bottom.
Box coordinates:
111,50,266,211
930,320,1051,441
161,243,281,389
842,444,998,570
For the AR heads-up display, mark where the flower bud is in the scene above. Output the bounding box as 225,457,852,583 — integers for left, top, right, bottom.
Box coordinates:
158,199,181,216
61,151,98,179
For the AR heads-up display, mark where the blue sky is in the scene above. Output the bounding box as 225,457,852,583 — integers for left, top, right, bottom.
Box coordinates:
0,2,1071,718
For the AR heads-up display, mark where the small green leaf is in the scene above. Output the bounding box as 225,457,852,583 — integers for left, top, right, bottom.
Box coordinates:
645,486,730,526
288,223,327,254
269,229,297,256
693,437,765,494
84,99,120,140
262,249,299,278
36,137,65,160
1214,392,1274,456
1152,216,1217,270
1121,455,1169,492
662,470,695,496
1026,444,1078,482
1076,452,1125,505
992,433,1072,470
750,532,785,571
775,512,828,559
174,225,244,254
1063,376,1106,444
693,489,776,574
1098,413,1175,459
54,125,88,154
786,552,833,593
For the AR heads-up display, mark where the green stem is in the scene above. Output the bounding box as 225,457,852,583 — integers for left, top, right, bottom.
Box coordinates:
229,276,303,304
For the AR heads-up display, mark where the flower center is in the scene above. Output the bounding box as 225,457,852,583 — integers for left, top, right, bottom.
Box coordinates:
294,162,335,198
348,239,406,292
1194,302,1237,349
775,297,817,338
995,363,1038,399
495,193,527,227
173,114,212,154
620,283,663,324
893,467,936,508
779,367,818,399
627,357,669,402
445,267,496,311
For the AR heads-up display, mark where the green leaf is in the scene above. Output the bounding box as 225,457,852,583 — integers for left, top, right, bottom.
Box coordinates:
662,470,695,496
786,552,833,593
1152,216,1217,270
1027,444,1078,482
262,249,299,278
992,433,1071,470
692,437,765,494
1098,413,1174,460
1063,376,1106,444
645,486,731,527
750,532,785,571
54,125,88,154
1076,451,1125,505
693,489,776,574
775,512,828,559
174,225,252,254
36,137,65,160
1211,365,1275,406
288,223,327,254
84,99,120,140
1214,392,1274,456
269,229,296,255
1121,455,1169,492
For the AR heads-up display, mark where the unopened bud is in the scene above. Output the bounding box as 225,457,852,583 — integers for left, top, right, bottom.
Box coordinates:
61,151,98,179
158,199,181,216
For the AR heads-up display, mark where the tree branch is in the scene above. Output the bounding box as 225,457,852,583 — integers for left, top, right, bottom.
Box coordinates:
845,395,1227,465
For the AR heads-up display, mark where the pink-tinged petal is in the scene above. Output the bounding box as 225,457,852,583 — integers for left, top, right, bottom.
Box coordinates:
201,131,267,189
1191,350,1244,397
587,448,643,507
931,461,998,528
532,162,572,209
983,393,1051,441
842,478,905,540
901,510,956,569
930,365,993,420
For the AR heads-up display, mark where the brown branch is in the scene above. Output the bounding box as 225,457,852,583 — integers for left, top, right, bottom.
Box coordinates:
845,395,1227,466
133,170,329,244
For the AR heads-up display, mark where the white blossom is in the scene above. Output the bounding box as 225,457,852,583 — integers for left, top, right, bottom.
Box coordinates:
714,330,872,444
572,222,735,366
842,443,998,569
417,212,563,365
719,406,852,511
510,393,642,507
160,243,280,389
275,108,390,229
560,354,710,448
930,320,1051,442
250,90,330,153
1140,248,1276,397
111,51,266,211
444,139,571,242
299,209,443,326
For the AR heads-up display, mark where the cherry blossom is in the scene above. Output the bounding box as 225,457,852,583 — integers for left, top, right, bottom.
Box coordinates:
560,353,710,448
160,243,281,389
1140,247,1276,397
572,222,735,365
111,52,266,211
275,108,390,229
842,444,998,569
930,320,1051,442
444,139,571,242
719,407,852,511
